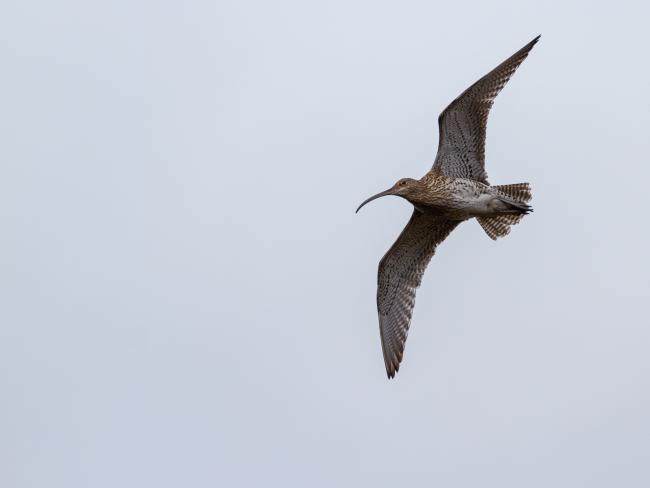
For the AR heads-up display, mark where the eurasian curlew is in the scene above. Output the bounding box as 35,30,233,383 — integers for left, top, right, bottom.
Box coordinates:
357,36,539,378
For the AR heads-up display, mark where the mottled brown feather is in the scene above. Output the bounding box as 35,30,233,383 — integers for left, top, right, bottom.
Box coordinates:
377,211,459,378
367,37,539,378
432,36,540,183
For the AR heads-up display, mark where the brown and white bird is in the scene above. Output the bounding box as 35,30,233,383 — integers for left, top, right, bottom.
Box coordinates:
357,36,539,378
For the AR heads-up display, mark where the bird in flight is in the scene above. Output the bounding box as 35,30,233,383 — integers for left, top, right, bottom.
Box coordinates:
357,36,540,378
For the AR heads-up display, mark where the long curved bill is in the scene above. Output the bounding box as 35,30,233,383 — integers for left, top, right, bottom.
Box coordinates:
355,189,393,213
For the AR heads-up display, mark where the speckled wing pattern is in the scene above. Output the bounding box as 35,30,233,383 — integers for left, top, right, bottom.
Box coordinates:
378,211,459,378
432,36,540,183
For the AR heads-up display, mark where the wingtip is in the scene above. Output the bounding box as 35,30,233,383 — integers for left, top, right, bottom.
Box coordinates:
518,35,540,56
386,363,399,380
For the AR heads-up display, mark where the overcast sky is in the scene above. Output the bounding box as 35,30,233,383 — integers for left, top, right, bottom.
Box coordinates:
2,0,650,487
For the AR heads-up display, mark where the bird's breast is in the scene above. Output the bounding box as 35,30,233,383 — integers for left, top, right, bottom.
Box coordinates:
412,177,488,218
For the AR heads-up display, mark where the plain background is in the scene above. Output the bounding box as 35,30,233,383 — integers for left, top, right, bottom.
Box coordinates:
2,0,649,486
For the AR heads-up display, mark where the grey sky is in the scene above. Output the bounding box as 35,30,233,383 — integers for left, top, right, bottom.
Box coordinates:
1,0,649,486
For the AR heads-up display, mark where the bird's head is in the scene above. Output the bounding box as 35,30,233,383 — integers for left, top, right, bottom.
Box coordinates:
356,178,420,213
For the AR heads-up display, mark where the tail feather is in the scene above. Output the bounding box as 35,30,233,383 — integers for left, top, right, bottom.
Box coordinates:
478,182,533,240
478,214,523,240
493,183,532,203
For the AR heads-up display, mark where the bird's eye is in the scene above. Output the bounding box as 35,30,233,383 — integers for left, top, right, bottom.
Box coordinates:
401,180,407,186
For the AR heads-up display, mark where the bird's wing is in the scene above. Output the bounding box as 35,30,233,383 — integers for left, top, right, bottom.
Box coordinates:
431,36,540,183
377,210,460,378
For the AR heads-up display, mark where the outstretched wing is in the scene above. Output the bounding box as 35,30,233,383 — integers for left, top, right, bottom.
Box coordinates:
377,211,459,378
432,36,540,183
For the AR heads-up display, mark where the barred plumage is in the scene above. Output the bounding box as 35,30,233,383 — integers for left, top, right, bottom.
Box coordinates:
377,212,459,377
494,183,533,203
477,214,522,240
433,37,540,183
357,36,540,378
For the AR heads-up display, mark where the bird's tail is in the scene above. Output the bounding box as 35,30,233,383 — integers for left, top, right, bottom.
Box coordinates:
477,183,533,240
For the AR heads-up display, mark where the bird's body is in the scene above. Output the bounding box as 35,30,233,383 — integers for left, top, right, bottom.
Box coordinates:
400,173,531,221
357,36,540,378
